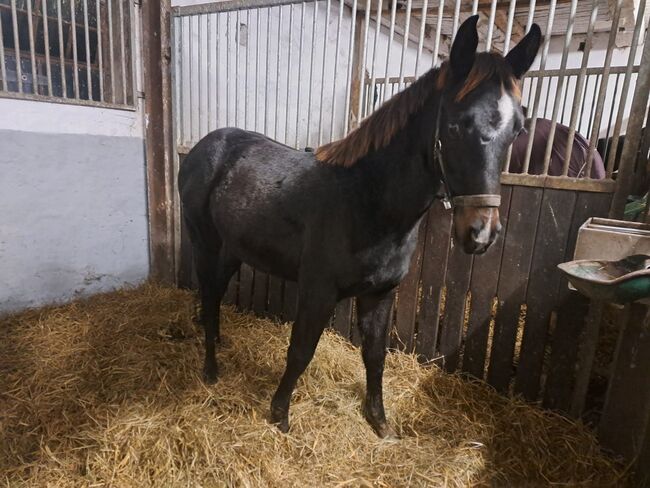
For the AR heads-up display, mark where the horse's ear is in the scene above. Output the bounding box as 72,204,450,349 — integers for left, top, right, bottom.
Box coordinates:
505,24,542,78
450,15,479,80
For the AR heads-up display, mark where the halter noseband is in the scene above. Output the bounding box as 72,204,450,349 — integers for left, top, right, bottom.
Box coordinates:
433,99,502,211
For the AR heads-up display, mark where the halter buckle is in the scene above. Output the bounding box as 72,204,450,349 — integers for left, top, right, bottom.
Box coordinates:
442,197,452,210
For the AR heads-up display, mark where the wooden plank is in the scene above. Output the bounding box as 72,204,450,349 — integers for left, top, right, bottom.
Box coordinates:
462,185,513,379
437,236,473,373
142,0,175,284
238,264,255,311
332,299,353,340
542,191,612,411
282,280,298,322
267,276,284,319
599,304,650,463
487,186,543,393
252,270,268,315
392,218,428,352
514,189,577,401
414,201,452,362
224,267,240,306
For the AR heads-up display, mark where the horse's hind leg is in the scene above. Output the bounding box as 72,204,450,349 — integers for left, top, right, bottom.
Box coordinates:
193,242,240,383
270,280,337,433
356,289,397,439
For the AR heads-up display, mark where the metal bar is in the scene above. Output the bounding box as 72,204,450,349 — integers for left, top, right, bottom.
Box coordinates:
10,0,22,93
295,2,305,144
216,13,220,128
198,14,204,136
284,4,294,142
451,0,460,43
118,0,127,103
471,0,478,15
343,0,357,136
41,0,52,96
236,10,241,128
267,6,274,135
26,0,38,94
256,9,261,131
275,5,283,139
83,0,92,99
610,28,650,218
0,88,138,109
70,0,80,98
397,0,412,91
227,12,232,125
414,0,428,78
605,0,646,178
355,0,371,125
541,0,578,176
189,16,194,139
381,0,396,104
174,0,307,16
178,16,184,143
0,9,6,92
431,0,444,67
499,172,616,193
502,0,517,54
485,0,497,51
585,0,624,178
328,0,343,141
526,65,639,79
602,73,622,171
522,0,556,175
525,0,536,32
367,0,382,115
95,0,103,101
106,0,114,102
207,13,212,131
586,74,600,139
318,0,330,143
245,10,250,130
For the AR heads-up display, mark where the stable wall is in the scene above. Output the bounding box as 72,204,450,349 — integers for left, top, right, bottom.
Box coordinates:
0,99,149,313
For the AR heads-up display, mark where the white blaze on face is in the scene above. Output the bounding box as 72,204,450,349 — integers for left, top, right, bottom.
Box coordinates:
496,93,515,135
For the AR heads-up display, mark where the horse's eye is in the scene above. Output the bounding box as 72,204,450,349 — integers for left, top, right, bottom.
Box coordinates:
480,135,494,145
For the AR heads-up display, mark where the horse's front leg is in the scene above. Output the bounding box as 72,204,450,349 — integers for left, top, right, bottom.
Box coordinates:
270,280,337,433
357,289,397,439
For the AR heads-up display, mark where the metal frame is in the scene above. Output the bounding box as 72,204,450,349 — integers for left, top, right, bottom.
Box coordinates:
0,0,137,109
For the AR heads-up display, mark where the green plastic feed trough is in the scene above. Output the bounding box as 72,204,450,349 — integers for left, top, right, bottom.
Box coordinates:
557,255,650,304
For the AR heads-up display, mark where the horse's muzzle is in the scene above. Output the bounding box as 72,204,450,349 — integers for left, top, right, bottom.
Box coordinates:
453,207,502,254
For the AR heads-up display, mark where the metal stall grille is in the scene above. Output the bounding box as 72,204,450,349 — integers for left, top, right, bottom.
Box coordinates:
0,0,136,108
172,0,650,434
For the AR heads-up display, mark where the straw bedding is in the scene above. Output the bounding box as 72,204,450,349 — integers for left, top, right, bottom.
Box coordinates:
0,284,629,487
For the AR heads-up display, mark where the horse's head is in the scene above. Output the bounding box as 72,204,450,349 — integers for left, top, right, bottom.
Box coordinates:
437,16,542,254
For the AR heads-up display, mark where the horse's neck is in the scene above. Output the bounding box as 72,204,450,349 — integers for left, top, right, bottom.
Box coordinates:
361,97,441,233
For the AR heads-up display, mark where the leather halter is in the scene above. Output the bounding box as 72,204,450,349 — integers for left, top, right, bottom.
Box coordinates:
433,99,502,211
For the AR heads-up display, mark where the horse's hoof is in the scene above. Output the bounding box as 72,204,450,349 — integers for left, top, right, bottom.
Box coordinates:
270,408,289,433
202,364,218,384
373,422,399,440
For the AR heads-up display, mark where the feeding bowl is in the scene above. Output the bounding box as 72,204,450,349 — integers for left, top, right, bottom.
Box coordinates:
557,254,650,304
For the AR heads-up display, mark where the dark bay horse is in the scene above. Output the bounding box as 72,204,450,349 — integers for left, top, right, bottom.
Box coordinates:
179,16,542,437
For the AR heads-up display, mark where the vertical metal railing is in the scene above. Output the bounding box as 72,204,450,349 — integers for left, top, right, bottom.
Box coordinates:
0,0,135,107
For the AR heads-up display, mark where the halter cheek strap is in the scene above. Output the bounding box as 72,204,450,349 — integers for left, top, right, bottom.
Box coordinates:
433,99,501,211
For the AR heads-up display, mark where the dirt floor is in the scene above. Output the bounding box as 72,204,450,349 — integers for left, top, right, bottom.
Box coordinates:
0,284,630,487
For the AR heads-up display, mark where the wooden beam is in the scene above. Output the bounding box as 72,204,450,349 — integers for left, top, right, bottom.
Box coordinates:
142,0,176,284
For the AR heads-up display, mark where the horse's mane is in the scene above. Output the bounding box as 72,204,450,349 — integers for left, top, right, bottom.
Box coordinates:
315,53,520,167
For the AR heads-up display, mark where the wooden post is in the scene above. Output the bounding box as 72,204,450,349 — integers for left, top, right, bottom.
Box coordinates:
142,0,176,284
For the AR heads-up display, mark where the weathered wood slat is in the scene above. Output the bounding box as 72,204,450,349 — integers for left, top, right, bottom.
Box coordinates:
599,304,650,462
393,217,428,352
437,236,473,373
252,270,268,315
462,185,513,380
514,189,577,401
332,299,353,340
238,264,255,311
542,191,612,411
487,186,543,393
282,280,298,322
414,201,452,361
267,276,284,318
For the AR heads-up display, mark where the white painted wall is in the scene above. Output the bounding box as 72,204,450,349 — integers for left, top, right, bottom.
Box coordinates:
0,9,149,313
